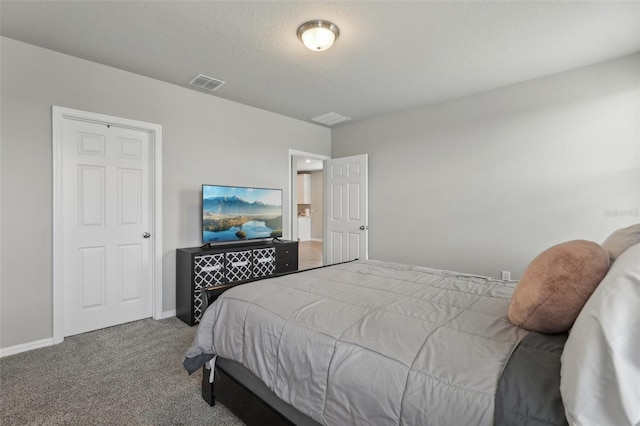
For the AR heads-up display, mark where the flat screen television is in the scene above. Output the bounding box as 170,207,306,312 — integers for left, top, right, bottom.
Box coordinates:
202,184,283,244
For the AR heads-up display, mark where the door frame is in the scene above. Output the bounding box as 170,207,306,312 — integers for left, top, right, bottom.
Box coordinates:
288,149,330,245
52,106,163,344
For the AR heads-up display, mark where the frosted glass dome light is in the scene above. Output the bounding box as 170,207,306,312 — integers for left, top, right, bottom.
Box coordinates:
297,20,340,52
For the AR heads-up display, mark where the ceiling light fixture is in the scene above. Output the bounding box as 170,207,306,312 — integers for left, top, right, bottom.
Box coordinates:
297,20,340,51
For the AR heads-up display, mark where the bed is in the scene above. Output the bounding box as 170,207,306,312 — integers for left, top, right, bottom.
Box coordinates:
184,236,640,426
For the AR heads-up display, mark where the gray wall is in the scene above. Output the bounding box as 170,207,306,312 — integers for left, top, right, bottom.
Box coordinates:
333,53,640,279
0,38,330,349
2,36,638,351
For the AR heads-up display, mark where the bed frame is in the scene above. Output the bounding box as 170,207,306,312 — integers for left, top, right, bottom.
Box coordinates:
202,357,322,426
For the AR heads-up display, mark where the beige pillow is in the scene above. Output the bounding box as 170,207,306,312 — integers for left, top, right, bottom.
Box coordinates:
508,240,610,334
601,223,640,262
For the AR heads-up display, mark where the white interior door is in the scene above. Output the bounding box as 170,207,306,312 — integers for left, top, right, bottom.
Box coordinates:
61,118,153,336
324,154,368,264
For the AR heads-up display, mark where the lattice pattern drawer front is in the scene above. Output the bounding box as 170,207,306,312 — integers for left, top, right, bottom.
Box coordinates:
226,250,252,282
193,253,225,323
193,290,204,324
253,247,275,278
194,254,225,289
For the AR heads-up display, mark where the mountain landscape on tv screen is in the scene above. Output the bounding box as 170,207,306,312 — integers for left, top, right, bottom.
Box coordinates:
203,195,280,215
203,195,282,240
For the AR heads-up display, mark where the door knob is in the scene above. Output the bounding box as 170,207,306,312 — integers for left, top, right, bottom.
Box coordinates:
359,225,367,230
143,232,151,238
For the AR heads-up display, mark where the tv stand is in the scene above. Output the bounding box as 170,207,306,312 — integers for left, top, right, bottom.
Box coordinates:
176,239,298,325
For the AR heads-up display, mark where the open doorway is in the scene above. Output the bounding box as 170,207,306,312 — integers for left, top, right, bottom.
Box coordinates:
289,150,330,270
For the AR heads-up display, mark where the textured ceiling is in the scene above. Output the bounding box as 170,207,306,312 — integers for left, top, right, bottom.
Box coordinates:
1,1,639,127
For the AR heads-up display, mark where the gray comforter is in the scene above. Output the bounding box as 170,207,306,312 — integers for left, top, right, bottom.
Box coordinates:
184,260,529,425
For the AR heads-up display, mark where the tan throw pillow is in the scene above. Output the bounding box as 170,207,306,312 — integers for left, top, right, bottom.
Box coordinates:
601,223,640,263
508,240,610,334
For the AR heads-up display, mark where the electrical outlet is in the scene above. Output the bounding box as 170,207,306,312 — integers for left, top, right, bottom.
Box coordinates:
501,271,511,281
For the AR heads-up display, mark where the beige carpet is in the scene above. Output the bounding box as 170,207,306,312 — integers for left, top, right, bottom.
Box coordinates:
0,317,245,425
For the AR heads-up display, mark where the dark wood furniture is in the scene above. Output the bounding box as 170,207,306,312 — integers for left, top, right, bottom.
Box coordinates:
176,239,298,325
202,358,321,426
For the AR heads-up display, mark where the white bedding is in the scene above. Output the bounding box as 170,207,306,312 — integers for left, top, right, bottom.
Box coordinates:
561,243,640,426
186,260,529,425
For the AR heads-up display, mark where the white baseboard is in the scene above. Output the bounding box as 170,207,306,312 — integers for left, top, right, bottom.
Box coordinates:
1,313,177,358
0,337,54,358
160,310,176,319
311,238,323,242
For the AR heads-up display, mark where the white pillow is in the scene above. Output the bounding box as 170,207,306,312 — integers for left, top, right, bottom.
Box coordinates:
560,243,640,426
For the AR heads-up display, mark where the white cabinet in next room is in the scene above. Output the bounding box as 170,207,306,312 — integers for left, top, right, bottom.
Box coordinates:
298,216,311,241
297,173,311,204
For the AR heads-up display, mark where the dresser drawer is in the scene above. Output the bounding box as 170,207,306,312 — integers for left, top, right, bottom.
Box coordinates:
193,253,226,289
253,247,276,278
275,243,297,259
276,258,298,273
225,250,252,283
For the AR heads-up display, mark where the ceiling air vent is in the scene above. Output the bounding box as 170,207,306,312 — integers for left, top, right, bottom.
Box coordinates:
188,74,226,92
311,112,351,126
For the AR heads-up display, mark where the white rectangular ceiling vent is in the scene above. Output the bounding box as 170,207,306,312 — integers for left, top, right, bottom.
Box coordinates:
188,74,226,92
311,112,351,127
